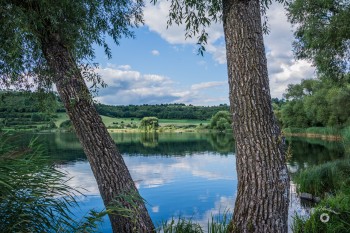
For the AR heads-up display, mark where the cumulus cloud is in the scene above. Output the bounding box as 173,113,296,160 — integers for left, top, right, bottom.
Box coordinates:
151,49,160,56
144,1,224,60
264,3,316,97
62,153,236,196
191,81,226,91
124,153,236,190
95,65,228,105
143,1,315,98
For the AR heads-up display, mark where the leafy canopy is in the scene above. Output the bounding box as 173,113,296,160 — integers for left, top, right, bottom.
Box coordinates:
210,110,232,132
287,0,350,77
151,0,287,55
0,0,144,90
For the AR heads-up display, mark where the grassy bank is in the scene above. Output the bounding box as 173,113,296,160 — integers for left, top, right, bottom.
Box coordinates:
283,127,343,141
1,112,211,133
292,159,350,232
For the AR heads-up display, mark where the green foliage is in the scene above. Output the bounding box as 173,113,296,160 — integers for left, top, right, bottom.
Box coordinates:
342,127,350,143
281,77,350,128
210,111,232,132
139,117,159,131
159,217,204,233
0,133,104,232
0,0,144,90
151,0,287,54
95,103,229,120
287,0,350,77
292,192,350,233
294,159,350,196
157,210,232,233
60,120,73,131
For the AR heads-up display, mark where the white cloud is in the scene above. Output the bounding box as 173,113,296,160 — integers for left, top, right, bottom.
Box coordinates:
125,153,236,190
191,81,226,91
144,1,224,61
117,64,132,70
151,50,160,56
264,3,316,97
95,65,228,105
143,1,315,98
62,152,235,196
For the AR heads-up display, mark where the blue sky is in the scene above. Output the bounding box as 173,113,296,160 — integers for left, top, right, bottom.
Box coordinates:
93,2,315,106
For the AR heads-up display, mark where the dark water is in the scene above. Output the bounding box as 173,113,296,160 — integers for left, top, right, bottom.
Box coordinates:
21,132,346,232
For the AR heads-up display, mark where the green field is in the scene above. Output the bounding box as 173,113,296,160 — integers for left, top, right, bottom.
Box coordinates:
158,118,209,126
53,114,209,129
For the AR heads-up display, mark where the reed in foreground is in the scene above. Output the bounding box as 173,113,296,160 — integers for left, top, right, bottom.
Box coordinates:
0,133,105,232
157,210,232,233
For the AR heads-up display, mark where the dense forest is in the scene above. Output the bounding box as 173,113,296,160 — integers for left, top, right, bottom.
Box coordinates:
95,103,229,120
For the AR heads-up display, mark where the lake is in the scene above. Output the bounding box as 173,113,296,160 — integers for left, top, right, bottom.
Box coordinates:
25,132,346,232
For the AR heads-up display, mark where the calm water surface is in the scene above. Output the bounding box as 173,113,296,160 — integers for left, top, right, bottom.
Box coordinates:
29,132,345,232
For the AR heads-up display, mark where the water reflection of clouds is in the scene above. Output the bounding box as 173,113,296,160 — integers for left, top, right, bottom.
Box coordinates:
59,161,100,196
126,153,236,189
60,152,236,195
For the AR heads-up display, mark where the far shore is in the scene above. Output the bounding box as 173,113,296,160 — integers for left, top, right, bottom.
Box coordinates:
283,133,342,141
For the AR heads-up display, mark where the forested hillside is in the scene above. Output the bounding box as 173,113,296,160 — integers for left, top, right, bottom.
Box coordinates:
95,103,229,120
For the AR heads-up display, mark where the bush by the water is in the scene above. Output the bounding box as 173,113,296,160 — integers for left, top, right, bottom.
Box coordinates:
294,159,350,196
210,111,232,132
292,159,350,233
292,188,350,233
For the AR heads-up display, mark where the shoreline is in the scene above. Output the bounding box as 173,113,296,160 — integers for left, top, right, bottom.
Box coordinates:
283,133,342,141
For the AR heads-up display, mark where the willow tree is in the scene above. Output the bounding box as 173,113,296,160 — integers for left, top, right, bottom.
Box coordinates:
0,1,154,232
154,0,290,232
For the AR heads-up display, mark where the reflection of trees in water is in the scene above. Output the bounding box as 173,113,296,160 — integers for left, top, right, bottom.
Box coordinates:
118,132,235,156
140,132,159,148
287,137,344,173
208,133,235,154
21,133,345,168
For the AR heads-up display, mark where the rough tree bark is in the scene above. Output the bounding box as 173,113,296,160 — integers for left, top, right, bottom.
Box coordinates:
222,0,290,232
41,33,155,233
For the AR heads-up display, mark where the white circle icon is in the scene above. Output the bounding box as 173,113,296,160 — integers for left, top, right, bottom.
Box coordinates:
320,213,330,223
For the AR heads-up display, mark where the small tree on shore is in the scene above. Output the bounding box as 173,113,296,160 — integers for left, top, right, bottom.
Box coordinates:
139,117,159,131
210,111,232,132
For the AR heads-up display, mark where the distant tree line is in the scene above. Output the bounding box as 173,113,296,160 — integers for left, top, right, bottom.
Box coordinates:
94,103,229,120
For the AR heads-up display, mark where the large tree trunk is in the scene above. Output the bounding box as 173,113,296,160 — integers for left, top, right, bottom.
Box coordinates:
41,33,155,233
222,0,290,232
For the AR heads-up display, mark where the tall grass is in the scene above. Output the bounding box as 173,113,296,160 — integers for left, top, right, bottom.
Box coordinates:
157,211,232,233
0,133,105,232
294,159,350,196
305,127,340,136
342,126,350,155
283,127,341,136
292,159,350,232
292,188,350,233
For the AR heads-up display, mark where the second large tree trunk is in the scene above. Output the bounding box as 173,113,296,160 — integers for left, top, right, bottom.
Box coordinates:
41,33,155,233
222,0,290,232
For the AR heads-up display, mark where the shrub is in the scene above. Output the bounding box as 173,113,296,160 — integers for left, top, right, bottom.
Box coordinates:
210,111,232,132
